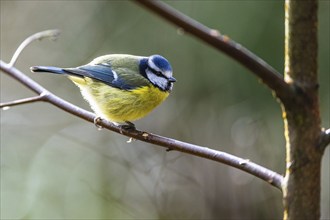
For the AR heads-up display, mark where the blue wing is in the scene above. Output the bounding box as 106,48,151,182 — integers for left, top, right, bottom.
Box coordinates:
32,64,148,90
67,64,117,86
69,64,148,90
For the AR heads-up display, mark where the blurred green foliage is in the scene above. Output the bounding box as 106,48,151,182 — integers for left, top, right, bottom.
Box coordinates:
1,1,329,219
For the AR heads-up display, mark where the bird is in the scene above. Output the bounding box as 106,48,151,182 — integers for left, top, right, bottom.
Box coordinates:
30,54,176,130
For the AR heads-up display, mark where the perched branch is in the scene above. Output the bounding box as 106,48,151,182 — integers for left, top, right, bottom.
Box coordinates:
133,0,293,101
1,60,283,190
9,29,61,67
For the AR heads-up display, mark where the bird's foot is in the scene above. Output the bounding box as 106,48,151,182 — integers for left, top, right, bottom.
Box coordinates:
119,121,136,133
93,116,103,130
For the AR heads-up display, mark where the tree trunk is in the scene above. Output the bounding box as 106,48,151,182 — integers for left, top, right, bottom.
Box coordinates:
282,0,325,219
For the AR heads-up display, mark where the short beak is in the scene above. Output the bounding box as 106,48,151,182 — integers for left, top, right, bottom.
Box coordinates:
169,76,176,82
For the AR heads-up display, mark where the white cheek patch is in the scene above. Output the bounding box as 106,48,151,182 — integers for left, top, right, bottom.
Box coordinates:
146,69,168,90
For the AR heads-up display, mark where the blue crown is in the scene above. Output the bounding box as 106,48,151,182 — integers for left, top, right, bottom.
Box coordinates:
149,55,172,72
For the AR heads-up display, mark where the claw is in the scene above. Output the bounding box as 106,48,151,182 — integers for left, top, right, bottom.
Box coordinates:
94,117,103,130
127,137,136,143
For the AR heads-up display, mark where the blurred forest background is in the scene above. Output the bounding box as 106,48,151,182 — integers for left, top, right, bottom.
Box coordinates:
1,1,329,219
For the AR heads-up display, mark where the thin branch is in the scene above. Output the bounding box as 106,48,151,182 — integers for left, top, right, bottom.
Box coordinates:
0,60,283,190
9,29,61,67
133,0,293,101
0,93,48,109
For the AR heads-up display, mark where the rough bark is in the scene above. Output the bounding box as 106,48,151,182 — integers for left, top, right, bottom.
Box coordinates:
282,0,324,219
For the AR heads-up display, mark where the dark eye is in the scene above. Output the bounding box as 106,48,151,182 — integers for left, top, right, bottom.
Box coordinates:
149,67,162,76
155,71,162,76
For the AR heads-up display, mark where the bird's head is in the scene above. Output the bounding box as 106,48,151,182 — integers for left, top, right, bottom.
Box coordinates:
140,55,176,91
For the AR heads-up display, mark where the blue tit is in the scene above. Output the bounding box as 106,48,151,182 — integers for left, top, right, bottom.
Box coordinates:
30,54,176,129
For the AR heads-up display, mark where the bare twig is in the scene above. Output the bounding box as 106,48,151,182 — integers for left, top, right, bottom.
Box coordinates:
9,29,60,67
0,60,283,190
133,0,293,101
0,93,48,109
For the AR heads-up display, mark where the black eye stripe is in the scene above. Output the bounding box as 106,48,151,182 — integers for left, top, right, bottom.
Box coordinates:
148,67,163,77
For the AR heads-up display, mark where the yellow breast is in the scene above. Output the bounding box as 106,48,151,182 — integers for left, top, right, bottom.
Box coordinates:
69,77,170,123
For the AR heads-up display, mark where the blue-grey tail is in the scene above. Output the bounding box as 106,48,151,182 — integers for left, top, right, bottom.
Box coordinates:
30,66,67,75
